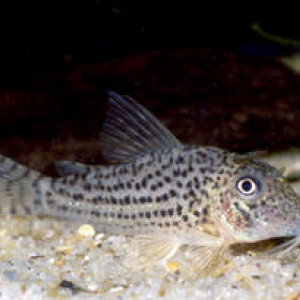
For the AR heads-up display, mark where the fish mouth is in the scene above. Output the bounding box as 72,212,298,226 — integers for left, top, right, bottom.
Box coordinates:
245,217,300,257
261,235,299,257
261,225,300,257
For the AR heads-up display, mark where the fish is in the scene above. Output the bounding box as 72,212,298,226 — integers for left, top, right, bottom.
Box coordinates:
1,90,300,276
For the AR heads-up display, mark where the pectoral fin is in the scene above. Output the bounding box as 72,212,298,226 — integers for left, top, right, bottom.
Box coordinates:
178,244,226,279
124,234,180,269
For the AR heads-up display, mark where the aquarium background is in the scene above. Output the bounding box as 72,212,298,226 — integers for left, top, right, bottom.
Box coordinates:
1,2,300,299
0,1,299,167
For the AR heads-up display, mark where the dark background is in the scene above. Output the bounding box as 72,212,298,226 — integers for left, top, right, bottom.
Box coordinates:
1,1,299,87
1,1,300,173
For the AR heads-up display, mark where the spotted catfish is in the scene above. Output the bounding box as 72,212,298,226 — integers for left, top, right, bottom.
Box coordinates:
1,91,300,275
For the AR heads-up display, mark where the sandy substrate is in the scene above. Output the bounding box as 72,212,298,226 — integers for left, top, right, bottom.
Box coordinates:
0,150,300,299
1,217,300,300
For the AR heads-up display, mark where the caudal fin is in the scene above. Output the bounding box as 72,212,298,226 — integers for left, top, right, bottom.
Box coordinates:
0,154,41,216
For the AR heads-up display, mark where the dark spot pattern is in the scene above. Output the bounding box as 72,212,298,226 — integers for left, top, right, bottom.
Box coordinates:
6,145,254,237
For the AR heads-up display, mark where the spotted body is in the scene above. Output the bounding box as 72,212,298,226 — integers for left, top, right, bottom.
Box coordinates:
1,91,300,275
34,146,235,236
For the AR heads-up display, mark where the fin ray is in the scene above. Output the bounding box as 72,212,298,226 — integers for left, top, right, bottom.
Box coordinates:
100,91,182,163
178,244,226,279
124,234,180,269
55,161,87,177
0,154,40,215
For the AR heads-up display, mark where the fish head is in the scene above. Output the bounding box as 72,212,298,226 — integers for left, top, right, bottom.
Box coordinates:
212,154,300,243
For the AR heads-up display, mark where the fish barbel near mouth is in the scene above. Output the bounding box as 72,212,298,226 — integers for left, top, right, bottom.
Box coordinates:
0,90,300,276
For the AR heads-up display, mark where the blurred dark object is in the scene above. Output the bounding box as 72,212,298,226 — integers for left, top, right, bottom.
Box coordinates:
1,1,300,88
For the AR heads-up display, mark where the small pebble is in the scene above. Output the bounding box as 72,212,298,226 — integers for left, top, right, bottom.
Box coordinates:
3,270,18,281
44,229,55,239
54,260,64,267
59,280,80,294
164,261,179,272
109,286,124,293
286,292,300,300
28,252,39,259
83,255,90,262
87,282,98,292
0,229,7,236
94,233,105,247
48,258,55,264
77,224,96,237
57,245,72,254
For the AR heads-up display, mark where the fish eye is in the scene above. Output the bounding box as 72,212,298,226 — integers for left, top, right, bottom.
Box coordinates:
235,176,261,198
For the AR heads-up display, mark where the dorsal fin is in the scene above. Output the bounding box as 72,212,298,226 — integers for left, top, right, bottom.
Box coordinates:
99,91,182,163
55,161,87,177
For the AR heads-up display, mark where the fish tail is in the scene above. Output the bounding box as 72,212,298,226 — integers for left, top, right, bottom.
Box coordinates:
0,154,42,216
